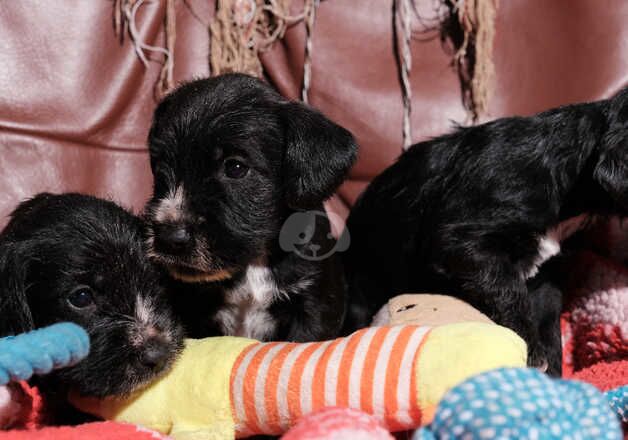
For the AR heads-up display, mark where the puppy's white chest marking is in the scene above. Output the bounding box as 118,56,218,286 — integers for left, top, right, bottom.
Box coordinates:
524,214,590,279
215,263,282,340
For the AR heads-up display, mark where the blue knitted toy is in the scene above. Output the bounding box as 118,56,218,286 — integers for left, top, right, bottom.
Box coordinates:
413,368,623,440
0,323,89,385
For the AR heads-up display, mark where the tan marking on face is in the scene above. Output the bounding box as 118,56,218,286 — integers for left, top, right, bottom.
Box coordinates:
168,268,233,283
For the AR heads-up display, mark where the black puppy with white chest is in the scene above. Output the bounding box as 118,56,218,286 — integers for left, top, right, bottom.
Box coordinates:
344,88,628,376
145,74,357,342
0,193,183,421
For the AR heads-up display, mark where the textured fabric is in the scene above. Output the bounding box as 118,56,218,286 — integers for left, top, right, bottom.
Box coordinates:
606,386,628,424
282,406,394,440
412,368,623,440
572,360,628,393
414,323,527,425
230,326,429,436
0,421,170,440
0,323,89,385
71,336,257,440
561,250,628,372
229,323,526,436
65,324,523,438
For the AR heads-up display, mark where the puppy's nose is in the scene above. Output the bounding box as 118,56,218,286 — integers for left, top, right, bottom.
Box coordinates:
139,340,170,371
154,224,191,253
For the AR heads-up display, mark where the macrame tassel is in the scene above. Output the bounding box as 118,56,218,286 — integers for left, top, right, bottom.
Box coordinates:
210,0,316,84
158,0,177,97
395,0,414,150
452,0,498,122
114,0,176,97
113,0,320,102
301,0,320,104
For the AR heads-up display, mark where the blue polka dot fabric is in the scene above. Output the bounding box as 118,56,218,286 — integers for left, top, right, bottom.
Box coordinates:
605,385,627,424
413,367,622,440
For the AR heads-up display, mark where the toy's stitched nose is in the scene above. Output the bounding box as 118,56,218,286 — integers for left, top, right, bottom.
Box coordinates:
140,339,170,371
154,224,191,254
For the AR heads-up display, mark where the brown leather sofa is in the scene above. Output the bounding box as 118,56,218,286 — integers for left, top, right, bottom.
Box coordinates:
0,0,627,226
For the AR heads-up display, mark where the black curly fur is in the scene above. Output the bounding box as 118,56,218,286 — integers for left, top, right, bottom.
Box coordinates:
0,193,183,421
343,88,628,376
144,74,357,342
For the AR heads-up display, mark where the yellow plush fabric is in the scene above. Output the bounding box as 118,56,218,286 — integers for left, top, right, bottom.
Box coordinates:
72,337,256,440
72,323,526,439
415,322,528,423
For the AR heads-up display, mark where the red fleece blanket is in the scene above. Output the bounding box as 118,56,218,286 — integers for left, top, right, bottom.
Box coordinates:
561,218,627,378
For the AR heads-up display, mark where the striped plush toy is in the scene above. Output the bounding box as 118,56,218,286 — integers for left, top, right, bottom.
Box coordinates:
72,323,526,440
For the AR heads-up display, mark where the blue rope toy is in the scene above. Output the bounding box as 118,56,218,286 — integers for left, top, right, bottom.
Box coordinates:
413,367,625,440
0,323,89,385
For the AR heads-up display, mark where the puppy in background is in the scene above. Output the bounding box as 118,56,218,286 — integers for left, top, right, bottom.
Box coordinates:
0,193,183,422
145,74,357,342
344,87,628,376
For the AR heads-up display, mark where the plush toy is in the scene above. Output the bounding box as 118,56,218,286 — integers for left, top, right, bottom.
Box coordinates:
605,385,628,424
0,323,89,429
72,322,526,440
0,323,89,386
281,407,393,440
284,369,626,440
371,294,494,327
412,367,623,440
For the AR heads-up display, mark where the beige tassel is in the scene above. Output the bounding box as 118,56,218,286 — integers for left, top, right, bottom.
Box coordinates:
114,0,177,98
209,0,316,79
453,0,499,122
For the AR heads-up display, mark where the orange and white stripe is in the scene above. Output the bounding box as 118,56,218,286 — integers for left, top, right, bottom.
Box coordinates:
229,325,431,437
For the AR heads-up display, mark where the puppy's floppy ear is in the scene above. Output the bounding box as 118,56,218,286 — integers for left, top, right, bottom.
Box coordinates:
280,102,358,209
0,240,34,336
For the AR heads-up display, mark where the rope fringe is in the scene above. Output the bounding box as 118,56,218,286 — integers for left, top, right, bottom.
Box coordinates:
114,0,176,98
112,0,498,127
450,0,498,122
395,0,414,150
301,0,320,104
210,0,318,102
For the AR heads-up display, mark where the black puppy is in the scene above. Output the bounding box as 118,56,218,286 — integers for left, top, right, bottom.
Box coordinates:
144,74,357,342
343,88,628,376
0,193,183,421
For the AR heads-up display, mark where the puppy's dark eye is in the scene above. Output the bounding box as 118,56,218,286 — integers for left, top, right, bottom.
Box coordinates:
67,287,95,309
224,159,249,179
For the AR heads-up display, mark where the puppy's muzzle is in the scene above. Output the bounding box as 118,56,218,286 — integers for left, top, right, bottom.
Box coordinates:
139,337,171,372
153,224,192,255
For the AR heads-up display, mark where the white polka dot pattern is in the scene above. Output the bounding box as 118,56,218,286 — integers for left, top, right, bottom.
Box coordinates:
412,368,623,439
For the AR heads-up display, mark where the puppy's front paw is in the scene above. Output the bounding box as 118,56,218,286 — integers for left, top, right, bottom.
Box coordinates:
535,359,549,373
527,345,561,377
